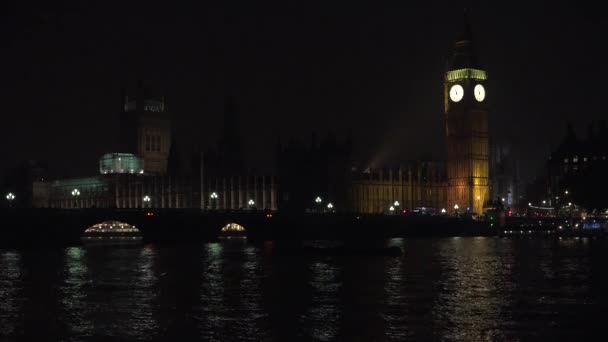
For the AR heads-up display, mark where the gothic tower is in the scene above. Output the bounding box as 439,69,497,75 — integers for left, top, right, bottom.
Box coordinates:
120,84,172,174
444,16,489,215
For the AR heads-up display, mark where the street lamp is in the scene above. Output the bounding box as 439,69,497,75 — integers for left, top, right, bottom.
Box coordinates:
248,199,255,209
327,202,334,212
389,205,395,214
454,204,459,215
441,208,447,214
210,192,218,210
143,195,151,208
564,190,569,195
6,193,15,208
393,201,400,207
71,189,80,208
315,196,322,212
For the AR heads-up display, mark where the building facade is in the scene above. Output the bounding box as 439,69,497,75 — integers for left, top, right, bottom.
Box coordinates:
350,163,447,213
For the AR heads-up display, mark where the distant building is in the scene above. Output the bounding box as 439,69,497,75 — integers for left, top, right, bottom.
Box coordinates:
490,143,519,207
544,121,608,210
33,93,277,211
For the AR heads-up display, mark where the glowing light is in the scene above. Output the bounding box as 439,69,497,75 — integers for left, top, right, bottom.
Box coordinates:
441,208,447,213
474,84,486,102
477,196,481,200
248,199,255,206
315,196,322,203
389,206,395,212
449,84,464,102
210,192,218,199
6,193,15,201
393,201,400,207
568,202,572,206
564,190,569,195
453,204,459,210
143,195,151,202
327,202,333,209
542,200,546,204
445,68,487,81
221,223,246,232
502,198,505,202
528,203,532,206
71,189,80,196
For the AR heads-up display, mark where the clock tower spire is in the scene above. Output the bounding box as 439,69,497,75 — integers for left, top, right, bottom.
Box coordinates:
444,13,489,215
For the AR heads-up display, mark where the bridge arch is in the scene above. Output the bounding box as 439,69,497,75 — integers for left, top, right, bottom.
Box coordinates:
81,220,143,244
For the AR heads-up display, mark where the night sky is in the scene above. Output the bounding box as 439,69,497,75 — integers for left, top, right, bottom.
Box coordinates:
1,1,606,183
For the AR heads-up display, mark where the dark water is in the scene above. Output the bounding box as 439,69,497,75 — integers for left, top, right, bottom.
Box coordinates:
1,237,606,341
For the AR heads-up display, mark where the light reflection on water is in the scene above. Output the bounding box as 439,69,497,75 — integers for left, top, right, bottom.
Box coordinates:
1,238,607,340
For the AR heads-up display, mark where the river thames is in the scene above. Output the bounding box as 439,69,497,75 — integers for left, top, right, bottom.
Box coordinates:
1,237,606,340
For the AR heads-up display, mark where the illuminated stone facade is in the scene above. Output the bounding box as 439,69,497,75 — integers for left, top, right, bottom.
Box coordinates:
350,163,447,213
444,24,490,215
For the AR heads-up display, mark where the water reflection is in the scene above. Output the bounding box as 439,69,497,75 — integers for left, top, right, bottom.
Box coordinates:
0,238,607,340
303,260,341,341
61,247,92,338
433,237,510,340
75,246,158,339
0,250,21,336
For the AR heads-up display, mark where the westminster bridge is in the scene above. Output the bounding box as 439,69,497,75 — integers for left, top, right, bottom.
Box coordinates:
0,208,493,247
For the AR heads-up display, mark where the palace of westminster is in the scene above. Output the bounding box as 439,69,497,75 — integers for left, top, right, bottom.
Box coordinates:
26,21,502,215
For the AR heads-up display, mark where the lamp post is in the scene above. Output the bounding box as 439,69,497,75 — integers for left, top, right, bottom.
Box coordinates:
454,204,459,215
143,195,151,208
389,205,395,214
327,202,334,212
248,199,255,210
210,192,218,210
6,193,15,208
71,189,80,208
315,196,322,213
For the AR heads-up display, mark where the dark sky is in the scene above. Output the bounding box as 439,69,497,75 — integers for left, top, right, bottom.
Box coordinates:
1,1,606,183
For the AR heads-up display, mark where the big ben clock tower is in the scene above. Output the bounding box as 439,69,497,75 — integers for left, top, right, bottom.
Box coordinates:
445,18,489,215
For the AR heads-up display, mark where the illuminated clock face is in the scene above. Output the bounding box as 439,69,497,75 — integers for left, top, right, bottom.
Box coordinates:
449,84,464,102
474,84,486,102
